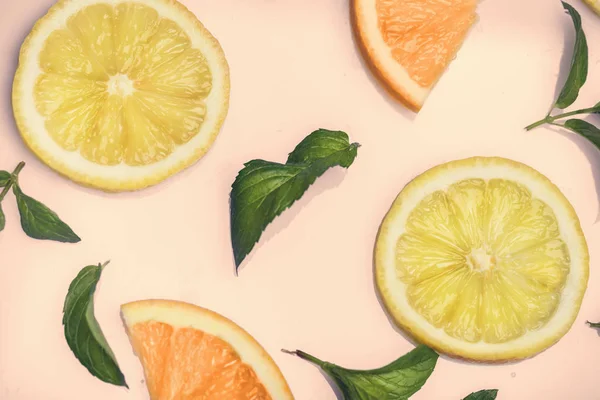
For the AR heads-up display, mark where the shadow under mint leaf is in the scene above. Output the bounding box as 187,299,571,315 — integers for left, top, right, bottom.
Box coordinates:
321,370,344,400
232,168,348,276
543,122,600,222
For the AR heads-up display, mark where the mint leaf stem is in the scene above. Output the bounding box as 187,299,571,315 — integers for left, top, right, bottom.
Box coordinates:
0,162,25,202
12,161,25,179
553,106,599,119
0,183,11,203
526,106,599,131
587,321,600,328
525,117,551,131
282,349,327,368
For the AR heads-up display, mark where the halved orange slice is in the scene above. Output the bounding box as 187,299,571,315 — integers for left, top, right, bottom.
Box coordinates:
352,0,478,111
121,300,294,399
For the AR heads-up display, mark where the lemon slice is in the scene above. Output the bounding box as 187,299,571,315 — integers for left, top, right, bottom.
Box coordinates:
583,0,600,15
13,0,229,191
375,157,589,361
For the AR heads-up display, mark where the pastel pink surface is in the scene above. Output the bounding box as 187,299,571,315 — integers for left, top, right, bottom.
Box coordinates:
1,0,600,399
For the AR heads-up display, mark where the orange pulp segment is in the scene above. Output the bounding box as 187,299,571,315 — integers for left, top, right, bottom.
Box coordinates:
376,0,477,88
128,321,271,399
353,0,478,110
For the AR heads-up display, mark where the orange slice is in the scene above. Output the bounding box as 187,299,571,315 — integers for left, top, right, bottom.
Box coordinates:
352,0,478,111
121,300,294,399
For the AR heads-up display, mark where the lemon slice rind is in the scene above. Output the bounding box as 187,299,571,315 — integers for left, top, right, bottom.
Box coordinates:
375,157,589,361
583,0,600,16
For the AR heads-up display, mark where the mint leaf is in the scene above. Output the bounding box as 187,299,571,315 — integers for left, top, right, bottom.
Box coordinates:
463,389,499,400
230,129,359,268
0,204,5,232
555,1,588,109
564,119,600,148
0,171,10,187
285,345,438,400
588,321,600,328
63,262,127,387
13,183,80,243
286,129,359,164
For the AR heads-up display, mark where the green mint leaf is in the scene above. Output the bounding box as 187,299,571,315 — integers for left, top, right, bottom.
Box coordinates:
0,171,10,187
555,1,588,109
63,262,127,387
0,204,5,232
230,129,359,268
462,389,499,400
13,184,81,243
287,345,438,400
564,119,600,148
588,321,600,328
286,129,359,165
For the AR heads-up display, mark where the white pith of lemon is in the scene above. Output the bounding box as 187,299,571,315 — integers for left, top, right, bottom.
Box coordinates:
13,0,229,192
375,157,589,361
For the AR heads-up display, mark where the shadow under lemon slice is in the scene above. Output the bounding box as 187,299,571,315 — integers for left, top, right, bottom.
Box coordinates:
375,157,589,361
121,299,294,399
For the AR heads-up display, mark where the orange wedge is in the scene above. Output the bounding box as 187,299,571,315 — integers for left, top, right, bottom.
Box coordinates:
121,300,294,399
352,0,478,111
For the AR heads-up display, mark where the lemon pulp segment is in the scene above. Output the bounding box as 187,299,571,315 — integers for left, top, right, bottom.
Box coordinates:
397,178,569,344
33,2,212,166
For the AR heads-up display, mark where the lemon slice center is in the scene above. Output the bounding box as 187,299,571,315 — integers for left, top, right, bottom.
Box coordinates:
108,74,135,97
466,247,495,272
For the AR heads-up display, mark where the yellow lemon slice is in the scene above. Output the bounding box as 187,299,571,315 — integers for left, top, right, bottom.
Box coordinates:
583,0,600,15
13,0,229,191
375,157,589,361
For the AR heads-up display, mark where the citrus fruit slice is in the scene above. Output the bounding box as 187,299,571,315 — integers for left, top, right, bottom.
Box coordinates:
375,157,589,361
13,0,229,191
352,0,478,111
583,0,600,15
121,299,294,399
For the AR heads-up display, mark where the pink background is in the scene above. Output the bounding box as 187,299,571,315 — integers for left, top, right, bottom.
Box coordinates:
1,0,600,399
